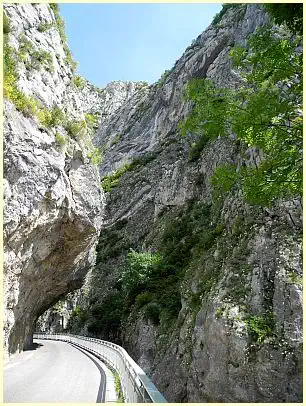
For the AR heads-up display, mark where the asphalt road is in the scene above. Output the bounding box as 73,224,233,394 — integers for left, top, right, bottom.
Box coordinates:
4,339,106,402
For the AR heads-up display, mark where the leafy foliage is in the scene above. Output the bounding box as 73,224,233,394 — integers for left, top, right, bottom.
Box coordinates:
37,105,66,128
157,69,171,88
101,163,132,192
65,119,87,138
18,35,54,72
64,51,78,72
287,271,303,286
50,3,60,13
95,222,130,264
101,153,158,192
263,3,303,34
88,147,103,165
135,292,154,309
246,312,275,344
4,42,61,124
87,292,123,337
85,113,99,128
37,22,54,33
120,249,162,295
181,22,302,206
211,164,238,200
55,132,67,148
50,3,78,71
188,135,210,161
66,305,88,333
73,75,86,89
120,248,182,322
18,35,35,62
114,373,124,402
4,43,41,117
31,49,54,71
129,151,158,169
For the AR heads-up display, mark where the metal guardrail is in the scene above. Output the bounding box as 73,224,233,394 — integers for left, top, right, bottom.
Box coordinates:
33,332,167,403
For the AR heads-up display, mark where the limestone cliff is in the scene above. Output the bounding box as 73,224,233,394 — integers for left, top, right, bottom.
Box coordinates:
6,3,302,403
3,3,106,354
86,4,302,402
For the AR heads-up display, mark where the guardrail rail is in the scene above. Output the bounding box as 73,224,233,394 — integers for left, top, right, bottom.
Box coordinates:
33,332,167,403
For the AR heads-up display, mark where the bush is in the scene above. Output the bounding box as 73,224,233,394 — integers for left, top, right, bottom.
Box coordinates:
55,132,67,147
37,109,52,127
135,292,153,309
101,163,132,192
88,147,103,165
38,22,54,32
18,35,35,62
66,306,88,333
246,313,275,344
157,69,171,88
135,81,149,90
50,3,60,13
144,302,160,325
129,151,157,169
86,292,124,337
31,49,53,71
73,75,86,89
64,49,78,72
114,373,124,403
18,35,54,72
188,135,210,161
51,3,78,71
159,285,182,319
85,113,98,127
3,44,39,117
53,7,67,44
120,249,161,295
65,119,87,138
4,42,61,126
49,106,66,127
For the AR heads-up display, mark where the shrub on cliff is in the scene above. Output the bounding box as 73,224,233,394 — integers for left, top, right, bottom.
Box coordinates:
65,119,87,138
120,249,162,296
38,22,54,33
181,17,302,206
73,75,86,89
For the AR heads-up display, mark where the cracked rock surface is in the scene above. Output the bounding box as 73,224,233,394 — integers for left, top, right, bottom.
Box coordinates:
4,3,104,354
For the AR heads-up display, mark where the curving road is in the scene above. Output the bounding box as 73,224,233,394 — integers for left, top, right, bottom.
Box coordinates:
4,339,106,403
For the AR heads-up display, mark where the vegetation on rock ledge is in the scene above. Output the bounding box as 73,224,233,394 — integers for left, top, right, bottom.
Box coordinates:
181,8,302,207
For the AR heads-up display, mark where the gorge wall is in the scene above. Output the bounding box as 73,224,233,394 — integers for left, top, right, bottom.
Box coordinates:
87,4,303,402
4,3,302,403
3,3,106,354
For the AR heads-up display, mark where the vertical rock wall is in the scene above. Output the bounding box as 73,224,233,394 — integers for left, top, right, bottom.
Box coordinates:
3,3,105,354
87,4,302,402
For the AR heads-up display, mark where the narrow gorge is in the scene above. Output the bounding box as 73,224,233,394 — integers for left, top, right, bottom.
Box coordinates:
3,3,302,403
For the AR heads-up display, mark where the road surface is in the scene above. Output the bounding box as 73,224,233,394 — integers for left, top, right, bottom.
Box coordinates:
4,339,106,402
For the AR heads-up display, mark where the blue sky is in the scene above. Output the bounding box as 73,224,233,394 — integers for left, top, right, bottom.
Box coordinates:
60,3,222,88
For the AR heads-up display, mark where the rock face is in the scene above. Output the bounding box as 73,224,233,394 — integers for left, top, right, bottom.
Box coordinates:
3,4,105,354
85,4,301,402
7,3,302,403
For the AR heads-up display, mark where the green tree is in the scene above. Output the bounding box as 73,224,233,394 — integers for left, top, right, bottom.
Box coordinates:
263,3,302,34
181,21,302,206
120,249,161,295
